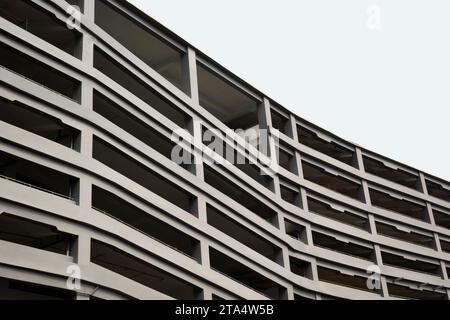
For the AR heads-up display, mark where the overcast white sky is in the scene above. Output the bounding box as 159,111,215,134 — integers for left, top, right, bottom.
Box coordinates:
133,0,449,180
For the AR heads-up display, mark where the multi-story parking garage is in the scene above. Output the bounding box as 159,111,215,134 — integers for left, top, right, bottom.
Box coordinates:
0,0,449,300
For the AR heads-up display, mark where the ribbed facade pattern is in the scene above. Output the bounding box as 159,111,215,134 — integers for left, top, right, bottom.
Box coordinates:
0,0,449,300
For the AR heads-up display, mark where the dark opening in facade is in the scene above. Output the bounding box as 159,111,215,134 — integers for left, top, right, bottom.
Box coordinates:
375,220,435,249
197,62,260,131
297,124,356,167
312,230,374,261
92,186,200,260
302,161,363,201
94,0,186,92
277,143,297,174
0,150,78,201
280,181,302,207
206,204,283,265
92,136,196,214
93,90,192,171
203,164,278,226
369,188,427,221
91,240,202,299
209,248,287,299
201,126,273,190
363,155,419,190
270,108,290,137
307,196,369,230
93,46,189,128
381,251,441,277
0,213,74,255
433,208,450,229
0,98,80,151
0,42,81,101
387,282,447,300
0,0,82,57
0,278,74,300
285,219,308,244
289,256,313,279
425,179,450,202
317,265,378,294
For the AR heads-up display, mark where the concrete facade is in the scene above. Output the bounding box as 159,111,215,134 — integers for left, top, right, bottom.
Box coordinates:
0,0,449,300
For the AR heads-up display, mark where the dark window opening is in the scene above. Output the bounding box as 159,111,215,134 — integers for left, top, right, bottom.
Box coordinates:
363,155,419,190
0,98,80,150
92,186,200,260
0,42,80,101
381,251,441,277
203,164,278,226
0,278,74,300
280,183,301,207
312,231,374,261
93,46,189,128
387,282,447,300
197,63,260,131
307,196,368,230
439,238,450,254
0,0,82,57
317,266,378,294
369,189,427,221
209,248,286,300
0,150,78,200
433,208,450,229
285,219,307,244
0,213,74,255
94,0,186,92
202,126,273,190
91,240,202,300
270,109,290,136
92,137,196,214
375,221,435,249
297,125,356,167
93,90,192,171
207,204,283,265
426,179,450,202
302,161,363,201
277,144,297,174
289,257,312,279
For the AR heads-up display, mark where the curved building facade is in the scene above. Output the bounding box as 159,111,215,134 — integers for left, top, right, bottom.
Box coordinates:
0,0,449,300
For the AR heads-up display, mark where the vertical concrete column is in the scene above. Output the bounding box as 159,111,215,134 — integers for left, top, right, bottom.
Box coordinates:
289,114,304,182
287,114,298,141
286,285,295,300
200,239,210,270
189,116,204,181
355,147,371,205
202,287,213,300
80,0,95,111
439,261,448,279
196,197,208,222
260,97,281,196
418,172,428,194
304,223,313,246
82,0,96,24
367,202,389,297
426,203,437,225
70,230,91,299
183,47,200,105
184,48,203,181
373,244,389,298
309,258,319,282
71,231,91,267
